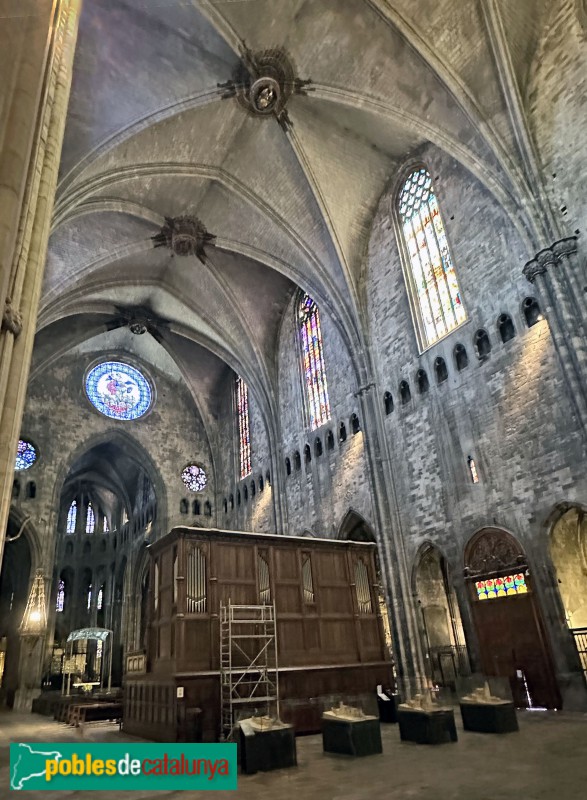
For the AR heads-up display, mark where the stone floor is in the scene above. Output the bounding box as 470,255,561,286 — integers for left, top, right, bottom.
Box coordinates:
1,709,587,799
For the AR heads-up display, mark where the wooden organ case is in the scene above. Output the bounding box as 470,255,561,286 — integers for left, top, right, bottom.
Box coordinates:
123,527,393,741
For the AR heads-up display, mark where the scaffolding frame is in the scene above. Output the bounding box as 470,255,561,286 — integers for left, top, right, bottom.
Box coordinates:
219,601,279,740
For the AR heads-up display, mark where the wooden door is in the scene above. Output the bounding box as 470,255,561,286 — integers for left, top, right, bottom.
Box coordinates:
471,592,561,708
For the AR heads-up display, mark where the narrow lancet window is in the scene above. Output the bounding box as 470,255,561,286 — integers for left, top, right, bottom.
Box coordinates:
298,293,331,430
236,376,251,479
468,456,479,484
66,501,77,534
56,580,65,612
86,503,95,534
398,167,465,347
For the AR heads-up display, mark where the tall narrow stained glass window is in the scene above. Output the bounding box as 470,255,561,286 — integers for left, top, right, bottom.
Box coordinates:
56,580,65,612
398,168,465,348
298,293,331,430
66,501,77,534
86,503,95,534
236,376,251,479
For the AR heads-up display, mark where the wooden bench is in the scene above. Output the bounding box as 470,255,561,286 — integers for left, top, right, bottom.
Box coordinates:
69,702,123,729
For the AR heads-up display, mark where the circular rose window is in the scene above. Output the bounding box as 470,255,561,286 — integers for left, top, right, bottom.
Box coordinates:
85,361,152,421
15,439,37,471
181,464,207,492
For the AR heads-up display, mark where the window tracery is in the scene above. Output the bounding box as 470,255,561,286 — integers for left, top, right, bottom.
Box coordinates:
398,167,465,347
298,293,330,430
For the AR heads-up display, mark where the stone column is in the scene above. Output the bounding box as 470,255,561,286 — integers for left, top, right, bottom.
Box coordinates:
524,244,587,435
12,635,46,712
0,0,82,571
552,237,587,325
357,383,428,698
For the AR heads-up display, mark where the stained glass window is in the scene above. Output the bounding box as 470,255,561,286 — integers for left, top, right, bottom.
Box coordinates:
475,574,528,600
66,501,77,534
56,581,65,613
468,456,479,484
87,585,92,610
15,440,37,471
298,293,331,430
236,376,251,479
97,587,103,610
398,168,465,347
86,503,95,534
103,517,109,533
85,361,152,420
181,464,207,492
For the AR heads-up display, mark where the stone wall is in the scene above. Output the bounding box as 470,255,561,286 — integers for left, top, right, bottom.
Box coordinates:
366,144,587,578
527,0,587,238
277,294,376,538
14,350,216,559
215,370,277,534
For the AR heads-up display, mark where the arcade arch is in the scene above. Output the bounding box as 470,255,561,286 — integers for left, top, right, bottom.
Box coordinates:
464,527,560,708
413,545,469,688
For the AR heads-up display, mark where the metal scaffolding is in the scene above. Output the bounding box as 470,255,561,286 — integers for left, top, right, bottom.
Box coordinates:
219,601,279,740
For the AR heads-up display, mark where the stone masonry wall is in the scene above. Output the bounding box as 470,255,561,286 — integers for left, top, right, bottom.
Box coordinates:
214,370,276,534
527,0,587,240
366,143,587,577
14,350,216,565
277,294,376,538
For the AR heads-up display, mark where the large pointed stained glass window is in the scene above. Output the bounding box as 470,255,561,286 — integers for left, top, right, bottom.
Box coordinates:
236,376,251,479
298,293,330,430
398,168,465,348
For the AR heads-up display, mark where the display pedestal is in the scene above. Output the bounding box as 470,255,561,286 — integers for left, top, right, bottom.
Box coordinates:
322,715,382,756
238,719,297,775
397,708,458,744
377,693,400,723
459,701,518,733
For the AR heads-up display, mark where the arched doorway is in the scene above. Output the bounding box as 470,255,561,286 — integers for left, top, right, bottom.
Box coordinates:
549,505,587,677
464,527,560,708
0,520,32,707
414,546,469,688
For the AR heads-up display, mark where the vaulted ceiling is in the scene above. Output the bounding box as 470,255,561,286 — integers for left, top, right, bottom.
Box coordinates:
36,0,554,431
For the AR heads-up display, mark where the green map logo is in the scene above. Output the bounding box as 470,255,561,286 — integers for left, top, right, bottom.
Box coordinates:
10,742,237,791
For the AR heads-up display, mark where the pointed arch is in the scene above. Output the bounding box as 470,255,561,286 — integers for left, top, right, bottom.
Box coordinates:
337,509,376,542
412,542,469,686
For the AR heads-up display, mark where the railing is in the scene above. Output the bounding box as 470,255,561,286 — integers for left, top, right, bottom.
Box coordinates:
571,627,587,679
428,645,471,688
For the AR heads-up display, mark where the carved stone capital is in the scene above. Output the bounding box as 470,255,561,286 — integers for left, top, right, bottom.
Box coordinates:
2,297,23,337
535,248,558,270
552,236,578,260
523,258,547,284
